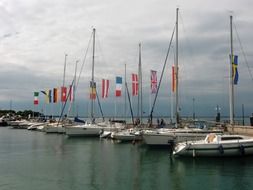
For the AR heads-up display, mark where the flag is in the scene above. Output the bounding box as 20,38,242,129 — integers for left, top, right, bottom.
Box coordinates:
41,90,50,103
48,89,52,103
41,90,46,95
53,88,58,103
90,81,96,99
61,86,67,102
151,70,157,94
172,65,176,92
69,85,74,101
102,79,109,98
232,55,239,85
34,92,39,105
115,76,122,97
44,90,51,104
132,73,138,96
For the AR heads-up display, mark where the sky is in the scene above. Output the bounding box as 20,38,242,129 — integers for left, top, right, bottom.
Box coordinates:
0,0,253,119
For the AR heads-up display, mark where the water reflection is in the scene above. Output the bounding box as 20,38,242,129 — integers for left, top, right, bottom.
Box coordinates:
1,128,253,190
170,156,253,190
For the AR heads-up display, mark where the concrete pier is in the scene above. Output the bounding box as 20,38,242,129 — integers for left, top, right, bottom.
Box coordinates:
226,125,253,137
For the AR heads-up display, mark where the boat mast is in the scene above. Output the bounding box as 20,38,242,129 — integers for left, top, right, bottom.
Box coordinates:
62,53,67,112
70,60,78,116
67,60,79,118
138,43,143,124
73,60,78,116
124,63,127,125
91,28,96,122
63,54,67,90
229,15,234,125
175,8,179,126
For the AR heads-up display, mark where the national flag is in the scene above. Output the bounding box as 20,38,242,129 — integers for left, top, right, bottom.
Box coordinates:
48,89,52,103
69,85,74,101
41,90,50,103
232,55,239,85
34,92,39,105
115,76,122,97
150,70,157,94
44,90,51,104
132,73,138,96
53,88,58,103
90,81,96,99
102,79,109,98
172,65,176,92
61,86,67,102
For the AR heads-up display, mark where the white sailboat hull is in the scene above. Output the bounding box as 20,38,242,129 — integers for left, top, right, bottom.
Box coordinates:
142,129,223,146
65,123,122,137
142,132,175,145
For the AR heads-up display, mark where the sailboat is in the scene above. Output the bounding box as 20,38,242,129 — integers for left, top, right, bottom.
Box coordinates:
44,54,73,134
173,15,253,157
111,43,143,142
142,8,223,146
65,28,123,137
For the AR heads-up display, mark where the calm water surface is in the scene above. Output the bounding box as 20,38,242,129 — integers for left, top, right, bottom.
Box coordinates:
1,127,253,190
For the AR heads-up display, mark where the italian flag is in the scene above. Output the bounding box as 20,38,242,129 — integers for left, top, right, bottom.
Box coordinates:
34,92,39,105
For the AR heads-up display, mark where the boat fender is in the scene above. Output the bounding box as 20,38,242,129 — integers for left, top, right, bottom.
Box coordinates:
219,144,224,155
240,145,245,155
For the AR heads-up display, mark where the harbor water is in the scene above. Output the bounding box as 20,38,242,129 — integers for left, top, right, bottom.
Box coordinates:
1,127,253,190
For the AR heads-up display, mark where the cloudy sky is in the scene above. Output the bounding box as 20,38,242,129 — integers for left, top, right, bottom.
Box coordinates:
0,0,253,119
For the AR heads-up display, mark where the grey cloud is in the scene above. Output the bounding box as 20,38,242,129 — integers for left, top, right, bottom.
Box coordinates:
0,0,252,118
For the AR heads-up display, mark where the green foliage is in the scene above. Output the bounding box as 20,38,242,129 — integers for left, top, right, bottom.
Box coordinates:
0,110,41,118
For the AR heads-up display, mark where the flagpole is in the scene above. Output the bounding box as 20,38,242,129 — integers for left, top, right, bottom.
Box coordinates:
171,89,173,123
137,48,140,120
33,103,35,119
67,60,78,117
73,60,78,117
50,99,52,119
114,98,117,119
44,101,46,120
172,49,176,123
149,85,151,118
91,28,96,122
175,8,179,126
124,63,127,125
138,43,143,124
229,15,234,125
114,77,116,119
62,53,68,115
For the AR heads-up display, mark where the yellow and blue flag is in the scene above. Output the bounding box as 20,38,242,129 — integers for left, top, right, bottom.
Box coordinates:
232,55,239,85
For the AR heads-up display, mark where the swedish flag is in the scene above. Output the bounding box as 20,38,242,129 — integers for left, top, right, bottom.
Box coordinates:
232,55,239,85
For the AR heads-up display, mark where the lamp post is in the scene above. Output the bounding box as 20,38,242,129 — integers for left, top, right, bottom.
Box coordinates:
192,98,195,120
215,105,221,122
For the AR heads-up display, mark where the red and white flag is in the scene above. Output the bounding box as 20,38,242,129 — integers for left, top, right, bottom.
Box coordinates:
61,86,67,102
132,73,138,96
150,70,157,94
102,79,109,98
